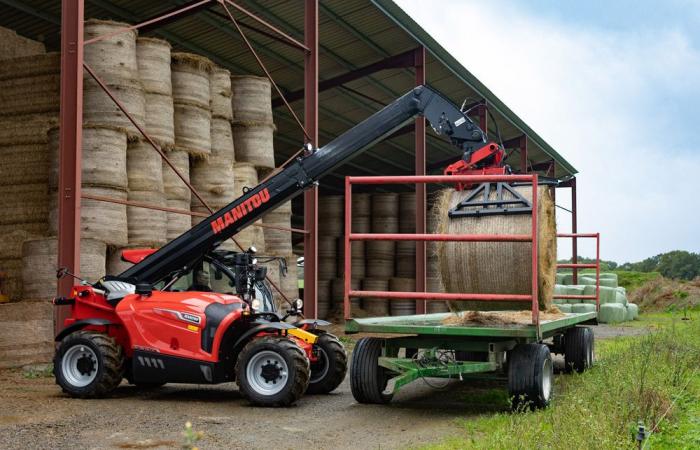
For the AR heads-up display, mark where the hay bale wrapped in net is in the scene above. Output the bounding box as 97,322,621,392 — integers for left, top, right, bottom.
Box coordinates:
83,83,145,139
389,277,416,316
210,67,233,121
136,37,172,96
318,195,344,237
362,278,389,316
48,186,128,247
351,193,371,233
262,201,293,256
398,192,416,233
366,241,395,278
0,230,39,260
174,103,211,158
317,236,337,280
127,190,167,246
317,279,332,319
395,241,416,278
48,126,128,190
171,52,213,110
83,19,139,88
331,278,361,312
162,150,191,202
143,92,174,149
337,238,366,279
435,185,556,312
228,162,265,251
0,258,23,300
189,118,236,207
232,123,275,171
230,75,273,123
371,193,399,234
211,117,235,163
22,238,106,301
165,199,192,241
0,183,48,227
127,139,164,192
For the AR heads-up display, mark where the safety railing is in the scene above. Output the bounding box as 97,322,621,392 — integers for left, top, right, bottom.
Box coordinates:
343,174,542,333
554,233,601,310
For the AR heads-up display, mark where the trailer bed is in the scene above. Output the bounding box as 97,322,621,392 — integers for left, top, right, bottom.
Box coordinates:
345,311,597,339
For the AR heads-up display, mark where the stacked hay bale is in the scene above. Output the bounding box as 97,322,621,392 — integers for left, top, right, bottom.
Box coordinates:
314,195,344,318
230,76,275,175
232,163,266,251
396,192,416,278
0,25,45,60
389,277,416,316
436,186,557,312
262,201,299,307
426,204,449,313
553,272,637,322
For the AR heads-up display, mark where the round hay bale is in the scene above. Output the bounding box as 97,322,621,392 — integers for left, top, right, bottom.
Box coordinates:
426,277,449,313
106,246,141,275
366,240,394,260
0,230,40,260
351,257,366,279
210,67,233,121
0,183,48,226
0,258,23,300
389,277,416,316
318,257,337,281
318,236,337,258
398,192,416,233
21,237,106,301
83,19,139,89
0,74,61,115
231,123,275,171
331,278,361,311
436,185,556,311
230,223,265,253
599,303,627,323
0,144,49,186
372,193,399,218
48,186,128,246
230,75,272,123
353,193,371,218
0,115,57,146
317,279,332,319
318,195,344,237
625,303,639,321
262,210,293,256
190,158,236,208
83,82,146,139
366,259,394,279
48,126,128,190
598,286,617,304
210,117,235,164
233,162,258,192
171,52,213,110
337,239,365,278
165,198,191,241
372,216,399,234
163,150,191,202
136,37,172,95
362,278,389,316
144,92,174,149
0,52,60,81
395,241,416,278
127,190,167,246
174,103,211,158
127,139,164,192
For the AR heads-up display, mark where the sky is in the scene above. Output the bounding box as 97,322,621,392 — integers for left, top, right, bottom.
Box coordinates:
395,0,700,263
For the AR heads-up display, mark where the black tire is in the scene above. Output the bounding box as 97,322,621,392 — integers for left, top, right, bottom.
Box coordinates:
564,327,594,373
54,330,124,398
350,337,393,404
508,343,553,410
235,336,310,407
454,350,488,362
306,332,348,394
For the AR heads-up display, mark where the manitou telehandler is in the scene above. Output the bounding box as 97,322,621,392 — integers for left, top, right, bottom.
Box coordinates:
52,85,503,406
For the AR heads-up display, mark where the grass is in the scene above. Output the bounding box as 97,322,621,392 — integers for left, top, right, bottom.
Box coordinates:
421,312,700,450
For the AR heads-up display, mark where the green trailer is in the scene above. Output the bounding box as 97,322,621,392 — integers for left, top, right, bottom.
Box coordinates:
345,311,597,409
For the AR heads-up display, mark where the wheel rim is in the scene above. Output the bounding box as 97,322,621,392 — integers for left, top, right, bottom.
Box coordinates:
62,345,98,388
246,350,289,396
309,346,330,384
542,358,553,400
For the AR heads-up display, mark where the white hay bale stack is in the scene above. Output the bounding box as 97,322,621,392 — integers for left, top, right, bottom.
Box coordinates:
317,279,332,319
83,83,146,139
210,67,233,121
144,92,175,149
165,199,191,241
318,236,337,280
48,126,128,190
230,75,273,123
83,19,139,88
127,139,164,192
366,240,395,278
262,201,293,256
0,258,23,300
22,238,105,301
318,195,344,237
48,186,128,247
162,150,191,202
0,53,61,116
127,190,167,247
136,37,172,96
174,103,211,158
231,123,275,171
362,278,389,316
0,183,48,227
171,52,213,110
395,241,416,278
436,185,557,311
389,277,416,316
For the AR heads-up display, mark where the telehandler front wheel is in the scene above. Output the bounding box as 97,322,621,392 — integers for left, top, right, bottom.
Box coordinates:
306,332,347,394
235,336,310,407
54,330,124,398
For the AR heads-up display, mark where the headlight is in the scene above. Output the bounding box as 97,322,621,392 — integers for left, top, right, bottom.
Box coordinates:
294,298,303,310
251,298,261,311
252,258,258,265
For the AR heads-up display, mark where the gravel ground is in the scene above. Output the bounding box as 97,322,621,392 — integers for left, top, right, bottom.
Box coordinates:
0,323,649,450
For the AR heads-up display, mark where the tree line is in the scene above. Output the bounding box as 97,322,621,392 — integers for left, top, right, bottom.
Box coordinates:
559,250,700,280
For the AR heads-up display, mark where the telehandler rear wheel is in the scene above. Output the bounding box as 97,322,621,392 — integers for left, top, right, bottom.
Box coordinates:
54,330,124,398
306,332,347,394
235,336,310,407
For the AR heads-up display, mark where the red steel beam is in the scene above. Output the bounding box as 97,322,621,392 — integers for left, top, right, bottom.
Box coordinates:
349,290,532,302
349,174,535,184
530,174,540,331
557,263,597,269
303,0,319,318
414,46,427,315
571,177,579,283
350,233,532,242
56,0,84,334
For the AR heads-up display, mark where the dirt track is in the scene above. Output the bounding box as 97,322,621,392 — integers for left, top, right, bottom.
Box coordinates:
0,323,648,450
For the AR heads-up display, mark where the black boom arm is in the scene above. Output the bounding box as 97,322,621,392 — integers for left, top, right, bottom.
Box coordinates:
120,85,486,284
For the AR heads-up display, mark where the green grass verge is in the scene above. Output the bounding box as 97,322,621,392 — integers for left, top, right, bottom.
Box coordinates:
421,313,700,450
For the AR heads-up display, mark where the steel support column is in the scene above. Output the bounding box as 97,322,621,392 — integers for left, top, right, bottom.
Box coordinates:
571,177,578,284
303,0,319,318
414,46,426,315
56,0,84,334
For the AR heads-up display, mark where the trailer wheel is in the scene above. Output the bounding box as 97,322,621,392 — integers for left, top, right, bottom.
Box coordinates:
350,338,393,404
235,336,310,407
54,330,124,398
508,344,553,410
564,327,594,373
306,332,348,394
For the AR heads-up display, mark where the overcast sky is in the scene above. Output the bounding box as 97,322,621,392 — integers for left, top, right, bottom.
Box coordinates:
395,0,700,263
